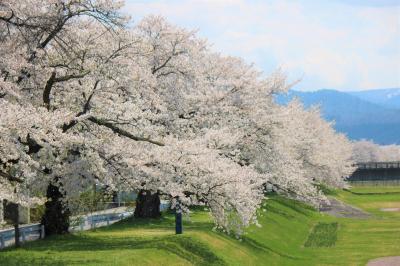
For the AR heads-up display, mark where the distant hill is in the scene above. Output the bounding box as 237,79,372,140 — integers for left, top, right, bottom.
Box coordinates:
349,88,400,109
276,89,400,145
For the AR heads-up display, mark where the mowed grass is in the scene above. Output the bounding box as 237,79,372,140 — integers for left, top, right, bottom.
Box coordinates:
0,187,399,266
337,185,400,219
348,185,400,194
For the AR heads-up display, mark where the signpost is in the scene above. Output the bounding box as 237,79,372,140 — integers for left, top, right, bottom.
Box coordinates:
4,201,20,247
175,202,183,234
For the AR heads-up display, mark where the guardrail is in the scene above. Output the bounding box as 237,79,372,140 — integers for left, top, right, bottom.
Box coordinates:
70,209,134,232
71,201,170,231
0,223,44,249
0,201,171,249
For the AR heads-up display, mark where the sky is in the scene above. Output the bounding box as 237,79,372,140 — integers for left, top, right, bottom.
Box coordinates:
123,0,400,91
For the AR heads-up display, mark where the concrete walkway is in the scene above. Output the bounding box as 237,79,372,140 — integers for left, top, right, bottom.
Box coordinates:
320,197,371,219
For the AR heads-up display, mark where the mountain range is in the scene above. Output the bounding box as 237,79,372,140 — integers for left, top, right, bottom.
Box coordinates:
276,88,400,145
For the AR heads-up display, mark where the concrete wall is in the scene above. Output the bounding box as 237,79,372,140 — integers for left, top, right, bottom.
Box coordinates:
348,168,400,182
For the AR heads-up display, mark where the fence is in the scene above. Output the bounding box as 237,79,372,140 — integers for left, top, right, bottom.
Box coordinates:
0,201,171,249
69,208,134,232
70,201,170,231
0,209,133,249
0,223,44,249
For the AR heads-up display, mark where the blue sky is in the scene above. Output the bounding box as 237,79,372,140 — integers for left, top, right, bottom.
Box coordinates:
123,0,400,91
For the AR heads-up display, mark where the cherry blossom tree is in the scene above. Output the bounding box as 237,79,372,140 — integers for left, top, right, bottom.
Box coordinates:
0,0,151,233
0,1,264,234
0,1,354,236
352,140,400,162
265,100,354,203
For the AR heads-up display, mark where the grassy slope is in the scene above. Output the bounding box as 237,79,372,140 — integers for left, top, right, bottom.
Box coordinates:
0,187,399,266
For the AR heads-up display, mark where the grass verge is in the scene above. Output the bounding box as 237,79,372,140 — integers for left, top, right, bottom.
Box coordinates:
0,186,399,265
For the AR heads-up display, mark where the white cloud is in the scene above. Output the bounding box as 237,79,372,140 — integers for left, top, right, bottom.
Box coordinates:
123,0,400,91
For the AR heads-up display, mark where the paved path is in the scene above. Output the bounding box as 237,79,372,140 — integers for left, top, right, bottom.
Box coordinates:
367,256,400,266
320,197,371,219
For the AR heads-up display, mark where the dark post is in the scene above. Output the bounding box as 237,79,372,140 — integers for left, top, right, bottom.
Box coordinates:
14,224,20,247
4,200,20,247
14,206,20,248
4,201,20,248
175,202,182,235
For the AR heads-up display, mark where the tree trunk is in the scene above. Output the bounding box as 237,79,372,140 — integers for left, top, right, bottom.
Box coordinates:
41,181,70,236
0,200,4,224
134,190,160,218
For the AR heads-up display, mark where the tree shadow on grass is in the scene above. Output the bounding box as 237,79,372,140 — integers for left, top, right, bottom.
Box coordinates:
93,212,214,233
269,196,316,217
1,227,225,265
0,255,103,266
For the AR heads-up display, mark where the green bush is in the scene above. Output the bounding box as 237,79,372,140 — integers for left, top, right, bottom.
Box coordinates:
30,205,45,223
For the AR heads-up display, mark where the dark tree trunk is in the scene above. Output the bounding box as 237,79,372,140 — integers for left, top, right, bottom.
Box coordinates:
41,181,70,236
134,190,161,218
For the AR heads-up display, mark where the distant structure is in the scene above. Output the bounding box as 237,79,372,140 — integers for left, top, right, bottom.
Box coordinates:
348,161,400,182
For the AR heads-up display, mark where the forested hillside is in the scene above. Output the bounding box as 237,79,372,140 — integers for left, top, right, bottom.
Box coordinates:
277,89,400,145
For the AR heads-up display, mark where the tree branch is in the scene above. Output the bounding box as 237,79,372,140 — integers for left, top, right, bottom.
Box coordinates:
152,56,172,74
0,170,23,183
62,80,99,132
43,71,56,109
43,71,90,109
88,116,165,146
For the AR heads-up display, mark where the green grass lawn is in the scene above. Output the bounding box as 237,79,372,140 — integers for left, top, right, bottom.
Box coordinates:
1,186,399,266
337,186,400,219
347,185,400,194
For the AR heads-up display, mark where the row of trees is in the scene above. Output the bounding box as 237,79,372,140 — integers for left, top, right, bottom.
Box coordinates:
0,0,354,235
352,140,400,163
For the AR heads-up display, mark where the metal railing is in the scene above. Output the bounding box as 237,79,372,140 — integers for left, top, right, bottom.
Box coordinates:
71,201,170,231
0,223,44,249
0,201,171,249
355,161,400,169
69,208,134,232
